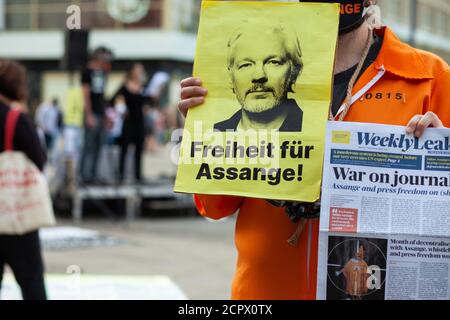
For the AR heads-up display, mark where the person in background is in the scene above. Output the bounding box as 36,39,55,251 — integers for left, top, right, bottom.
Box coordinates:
79,46,113,185
103,97,126,182
144,70,170,108
106,95,126,147
111,63,148,183
145,70,171,146
0,59,48,300
56,99,64,139
35,98,62,155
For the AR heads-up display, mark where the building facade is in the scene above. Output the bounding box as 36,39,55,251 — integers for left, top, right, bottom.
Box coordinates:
0,0,449,110
0,0,201,110
378,0,450,62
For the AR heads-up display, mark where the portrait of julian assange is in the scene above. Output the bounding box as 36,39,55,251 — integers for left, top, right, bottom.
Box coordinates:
214,21,304,133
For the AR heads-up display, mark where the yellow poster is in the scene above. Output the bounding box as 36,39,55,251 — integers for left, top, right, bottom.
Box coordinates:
174,1,339,202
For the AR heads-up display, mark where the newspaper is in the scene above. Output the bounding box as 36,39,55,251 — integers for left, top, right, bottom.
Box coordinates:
317,121,450,300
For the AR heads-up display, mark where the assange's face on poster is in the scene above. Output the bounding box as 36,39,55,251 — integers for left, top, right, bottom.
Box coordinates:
228,30,293,114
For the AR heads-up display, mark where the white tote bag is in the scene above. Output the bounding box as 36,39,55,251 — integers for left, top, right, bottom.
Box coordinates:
0,108,55,235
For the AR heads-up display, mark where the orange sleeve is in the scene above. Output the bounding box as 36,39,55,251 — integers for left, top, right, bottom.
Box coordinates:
429,69,450,127
194,194,244,220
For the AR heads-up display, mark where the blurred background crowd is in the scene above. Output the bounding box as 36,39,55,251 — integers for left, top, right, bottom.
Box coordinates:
1,0,449,201
0,0,449,300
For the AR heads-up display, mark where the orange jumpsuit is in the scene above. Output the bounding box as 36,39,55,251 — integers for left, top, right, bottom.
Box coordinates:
194,27,450,300
342,259,369,297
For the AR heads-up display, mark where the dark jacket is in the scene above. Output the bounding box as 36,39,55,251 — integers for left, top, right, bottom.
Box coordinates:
0,102,46,171
214,99,303,132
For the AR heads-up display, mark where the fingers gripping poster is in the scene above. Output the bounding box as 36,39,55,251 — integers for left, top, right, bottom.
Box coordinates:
174,1,339,202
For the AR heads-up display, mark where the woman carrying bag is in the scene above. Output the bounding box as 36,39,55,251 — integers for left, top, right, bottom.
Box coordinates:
0,59,54,300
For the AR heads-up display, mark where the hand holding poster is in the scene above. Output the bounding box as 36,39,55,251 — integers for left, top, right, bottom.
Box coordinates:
174,1,339,202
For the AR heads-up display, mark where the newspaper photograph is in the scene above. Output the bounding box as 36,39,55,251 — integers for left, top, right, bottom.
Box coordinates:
317,121,450,300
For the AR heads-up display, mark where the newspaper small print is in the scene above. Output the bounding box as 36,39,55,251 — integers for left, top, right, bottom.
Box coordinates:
317,121,450,300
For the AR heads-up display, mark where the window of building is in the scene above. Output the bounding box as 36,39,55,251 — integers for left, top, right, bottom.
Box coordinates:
447,12,450,37
5,0,32,30
435,10,445,36
419,3,432,31
4,0,163,30
378,0,408,25
171,0,201,33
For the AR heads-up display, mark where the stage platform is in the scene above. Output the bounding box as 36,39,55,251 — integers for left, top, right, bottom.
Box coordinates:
72,180,194,223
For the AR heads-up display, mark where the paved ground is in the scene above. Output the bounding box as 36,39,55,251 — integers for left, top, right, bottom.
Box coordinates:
17,143,237,299
40,216,237,300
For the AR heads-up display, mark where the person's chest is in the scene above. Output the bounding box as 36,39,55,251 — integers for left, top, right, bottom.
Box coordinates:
90,70,106,94
343,74,432,126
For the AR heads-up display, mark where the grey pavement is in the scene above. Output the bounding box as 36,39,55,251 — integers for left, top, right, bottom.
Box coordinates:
42,216,237,300
39,143,237,299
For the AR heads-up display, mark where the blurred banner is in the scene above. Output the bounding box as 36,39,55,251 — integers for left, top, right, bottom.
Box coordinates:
174,1,339,202
65,86,84,127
